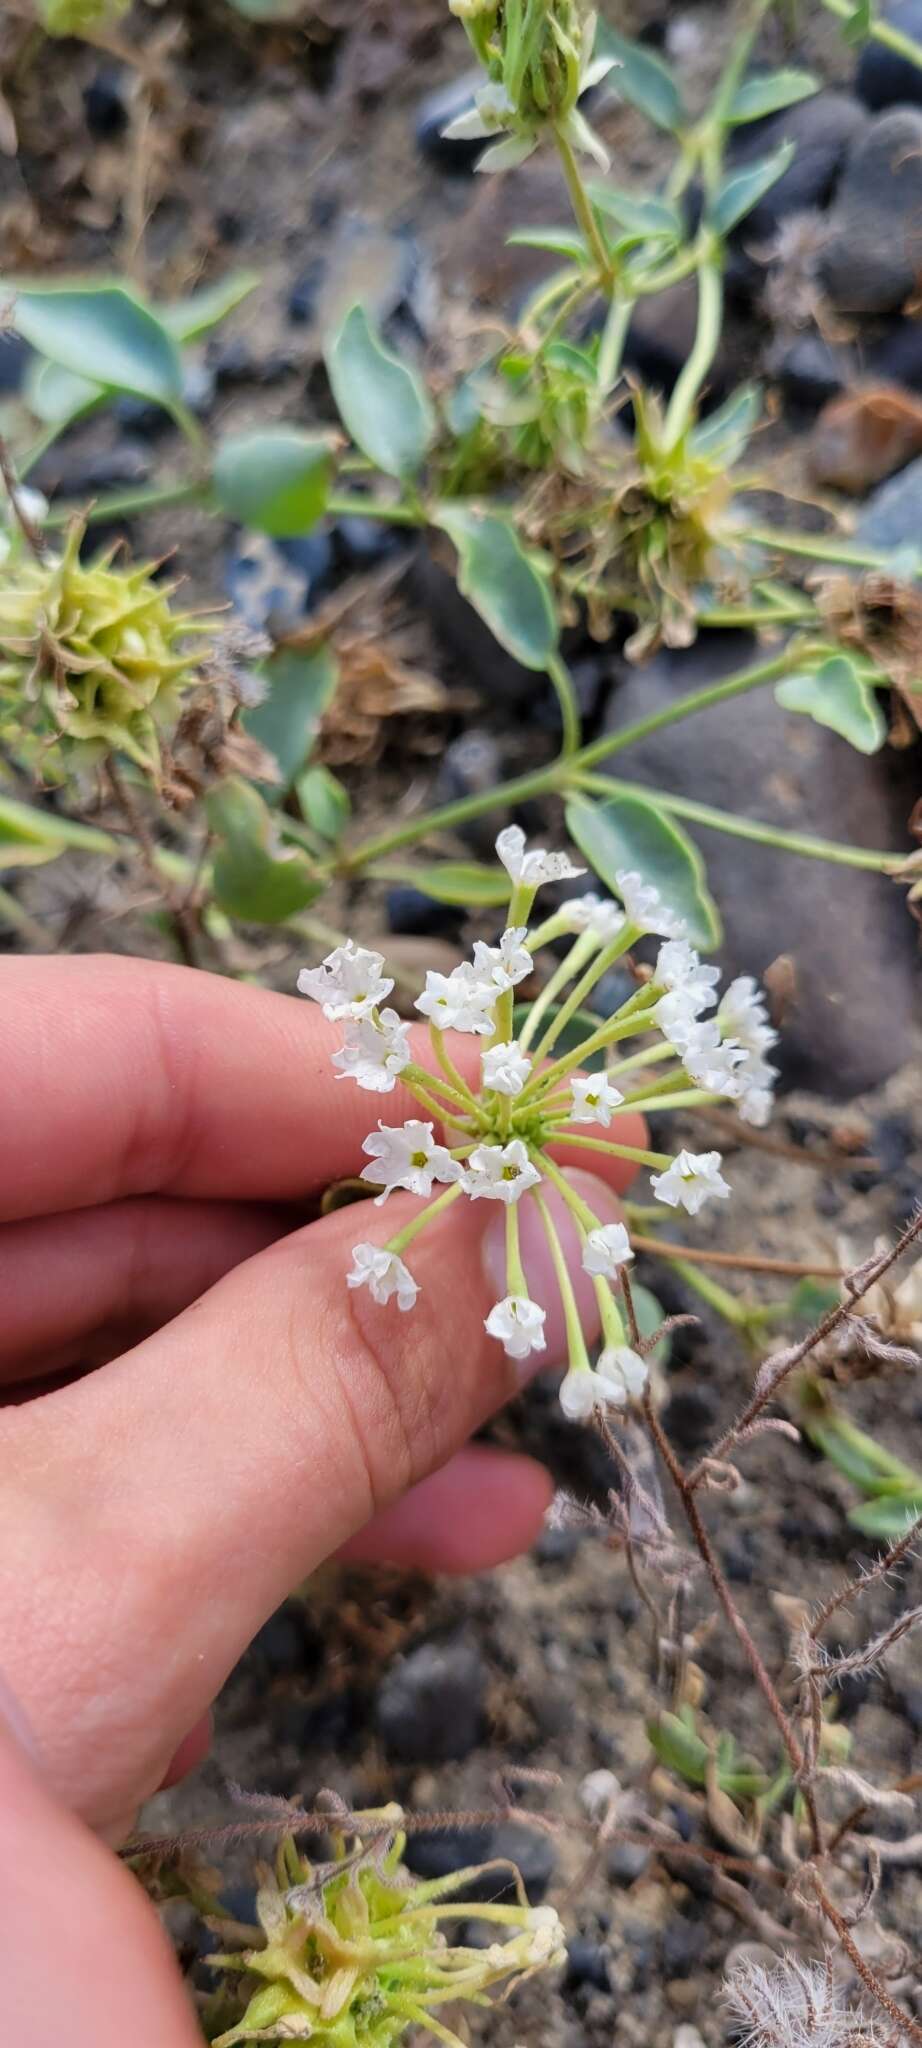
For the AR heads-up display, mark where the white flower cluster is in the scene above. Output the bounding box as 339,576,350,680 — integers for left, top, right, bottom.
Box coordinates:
298,832,780,1420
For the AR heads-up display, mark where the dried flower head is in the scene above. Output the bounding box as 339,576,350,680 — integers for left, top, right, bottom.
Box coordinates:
0,523,210,780
724,1952,887,2048
299,831,778,1418
206,1808,565,2047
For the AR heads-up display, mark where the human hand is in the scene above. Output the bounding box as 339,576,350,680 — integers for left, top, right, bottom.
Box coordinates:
0,953,643,1840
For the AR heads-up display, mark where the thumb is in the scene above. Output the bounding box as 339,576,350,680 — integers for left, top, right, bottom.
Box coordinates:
4,1173,622,1831
0,1675,200,2047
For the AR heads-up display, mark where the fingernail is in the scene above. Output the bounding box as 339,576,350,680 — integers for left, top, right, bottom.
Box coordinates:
483,1171,624,1376
0,1665,41,1766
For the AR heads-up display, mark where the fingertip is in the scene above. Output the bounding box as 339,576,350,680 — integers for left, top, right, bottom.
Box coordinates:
336,1446,552,1573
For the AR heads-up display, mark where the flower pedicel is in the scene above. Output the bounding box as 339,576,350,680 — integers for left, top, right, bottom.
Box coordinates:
298,827,779,1420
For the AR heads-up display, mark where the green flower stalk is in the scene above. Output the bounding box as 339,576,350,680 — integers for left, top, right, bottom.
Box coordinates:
37,0,129,32
0,523,210,779
299,828,780,1421
205,1808,565,2047
445,2,616,170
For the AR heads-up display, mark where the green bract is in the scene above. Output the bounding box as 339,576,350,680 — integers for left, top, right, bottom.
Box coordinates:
0,525,207,777
204,1809,565,2047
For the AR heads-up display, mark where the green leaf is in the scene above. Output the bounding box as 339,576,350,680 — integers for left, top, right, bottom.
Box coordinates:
25,357,104,428
245,645,339,791
381,860,512,908
11,285,182,407
727,69,818,123
784,1276,841,1326
207,778,322,923
843,0,872,43
0,793,116,870
709,141,795,236
689,382,761,466
506,226,590,262
565,793,722,950
776,656,886,755
802,1410,920,1494
593,24,685,131
587,183,682,241
213,429,333,538
296,764,350,844
326,304,435,479
159,271,259,343
647,1712,766,1797
434,506,558,670
631,1282,671,1366
849,1495,922,1538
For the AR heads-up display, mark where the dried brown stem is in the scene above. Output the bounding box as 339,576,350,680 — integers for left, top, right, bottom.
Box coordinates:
106,760,199,968
0,432,47,560
630,1234,843,1280
809,1511,922,1644
810,1874,922,2045
687,1211,922,1493
694,1107,878,1175
641,1387,824,1856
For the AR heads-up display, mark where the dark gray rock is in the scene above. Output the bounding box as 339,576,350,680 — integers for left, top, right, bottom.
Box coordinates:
857,0,922,109
34,441,151,500
375,1635,486,1763
661,1916,701,1979
433,727,510,859
386,884,461,939
598,634,919,1096
607,1839,651,1885
660,1386,718,1452
769,331,852,413
727,90,867,244
866,315,922,393
853,454,922,556
564,1938,612,1992
819,108,922,312
224,529,334,634
83,64,130,139
416,71,486,168
403,1820,555,1902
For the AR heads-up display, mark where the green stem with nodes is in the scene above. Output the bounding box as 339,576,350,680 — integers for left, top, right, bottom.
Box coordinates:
572,775,903,875
663,252,723,447
596,294,633,398
401,1064,482,1133
430,1027,481,1115
666,1254,754,1330
342,648,798,872
44,478,209,529
624,1087,721,1113
385,1181,465,1257
530,927,639,1062
552,122,614,288
527,994,661,1099
532,1188,592,1371
327,493,420,527
538,1153,630,1349
607,1038,677,1081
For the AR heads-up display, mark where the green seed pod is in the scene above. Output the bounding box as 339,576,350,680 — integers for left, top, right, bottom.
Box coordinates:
0,524,208,779
37,0,129,35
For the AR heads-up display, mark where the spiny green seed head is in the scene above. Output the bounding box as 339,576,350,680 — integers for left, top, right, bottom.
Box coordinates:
0,525,209,779
37,0,130,33
207,1811,565,2047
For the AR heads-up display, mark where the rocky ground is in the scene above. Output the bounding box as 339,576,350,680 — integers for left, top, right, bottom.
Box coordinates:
3,1,922,2041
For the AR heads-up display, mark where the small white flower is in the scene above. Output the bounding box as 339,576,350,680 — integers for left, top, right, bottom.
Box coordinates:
738,1081,775,1127
482,1039,532,1097
442,80,517,142
614,868,687,939
734,1049,778,1126
681,1030,746,1095
347,1242,419,1311
580,1768,621,1822
496,824,585,890
569,1073,625,1126
472,925,533,992
563,892,626,943
463,1138,542,1205
718,975,778,1057
360,1121,462,1205
654,939,720,1009
597,1345,648,1402
415,962,496,1035
651,1148,731,1215
331,1008,411,1092
581,1223,634,1279
298,941,393,1021
485,1294,547,1360
559,1364,631,1420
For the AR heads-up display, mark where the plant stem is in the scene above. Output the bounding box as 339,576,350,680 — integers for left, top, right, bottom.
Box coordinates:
574,775,902,874
821,0,922,76
596,293,633,396
547,1133,672,1169
386,1181,465,1255
343,649,797,871
326,493,421,527
552,121,614,287
532,1188,592,1369
629,1235,843,1280
740,524,906,571
106,759,199,967
663,254,722,446
546,651,581,755
44,478,209,529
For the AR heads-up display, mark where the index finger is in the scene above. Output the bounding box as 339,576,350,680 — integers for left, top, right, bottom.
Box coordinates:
1,955,647,1221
